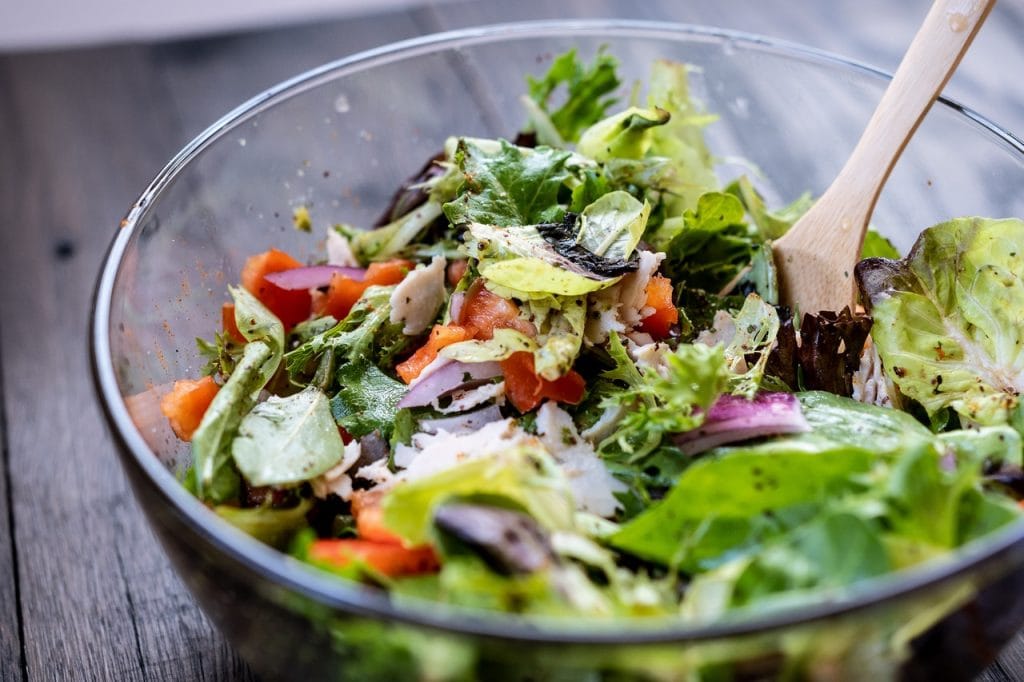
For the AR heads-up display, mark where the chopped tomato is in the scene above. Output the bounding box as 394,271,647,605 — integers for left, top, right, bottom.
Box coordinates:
446,259,469,288
354,503,403,545
321,258,414,321
159,376,220,441
308,539,439,577
500,351,585,413
240,249,311,330
395,324,475,383
460,281,535,339
221,302,246,345
637,274,678,339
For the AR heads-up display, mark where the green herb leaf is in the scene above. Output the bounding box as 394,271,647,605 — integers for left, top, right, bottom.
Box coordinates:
600,337,729,461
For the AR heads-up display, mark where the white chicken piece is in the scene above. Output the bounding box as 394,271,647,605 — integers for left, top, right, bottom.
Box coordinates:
389,255,447,335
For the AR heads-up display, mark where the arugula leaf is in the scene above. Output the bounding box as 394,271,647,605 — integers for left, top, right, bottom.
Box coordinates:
191,287,285,503
443,139,573,227
285,285,409,385
856,217,1024,425
524,47,621,145
330,359,408,438
231,386,344,486
196,331,242,378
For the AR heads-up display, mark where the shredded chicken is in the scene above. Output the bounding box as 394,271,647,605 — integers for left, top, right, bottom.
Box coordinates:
534,402,625,517
433,380,505,414
390,255,447,335
325,229,359,267
310,439,362,500
852,336,899,408
584,250,665,346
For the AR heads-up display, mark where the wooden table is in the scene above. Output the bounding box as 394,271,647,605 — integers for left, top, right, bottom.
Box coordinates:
2,1,1023,679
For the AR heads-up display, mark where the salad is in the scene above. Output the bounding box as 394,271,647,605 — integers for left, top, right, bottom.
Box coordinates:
160,48,1024,621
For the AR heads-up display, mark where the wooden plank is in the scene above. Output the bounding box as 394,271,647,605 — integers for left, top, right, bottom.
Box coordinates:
0,9,428,682
0,47,251,681
0,332,23,682
0,58,25,682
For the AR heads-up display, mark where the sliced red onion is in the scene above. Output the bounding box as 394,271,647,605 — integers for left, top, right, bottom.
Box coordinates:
673,392,810,456
264,265,366,290
398,360,502,408
420,405,504,435
449,292,466,325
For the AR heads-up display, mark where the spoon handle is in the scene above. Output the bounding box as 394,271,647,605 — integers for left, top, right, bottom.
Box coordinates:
773,0,995,314
833,0,995,216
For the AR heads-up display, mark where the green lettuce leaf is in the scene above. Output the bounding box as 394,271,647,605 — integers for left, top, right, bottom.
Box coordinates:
522,295,587,381
613,392,1023,579
660,191,756,292
856,217,1024,425
462,222,621,297
577,106,671,162
382,446,575,546
724,175,812,242
344,201,444,265
524,47,621,145
720,293,780,398
231,386,344,487
191,287,285,502
861,229,901,259
440,328,537,363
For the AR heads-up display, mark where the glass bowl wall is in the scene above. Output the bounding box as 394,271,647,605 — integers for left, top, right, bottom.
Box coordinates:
93,21,1024,681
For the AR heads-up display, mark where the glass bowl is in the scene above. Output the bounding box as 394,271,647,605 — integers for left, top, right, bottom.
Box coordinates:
92,20,1024,681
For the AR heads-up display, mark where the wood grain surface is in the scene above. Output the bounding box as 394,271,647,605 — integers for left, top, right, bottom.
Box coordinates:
0,1,1021,680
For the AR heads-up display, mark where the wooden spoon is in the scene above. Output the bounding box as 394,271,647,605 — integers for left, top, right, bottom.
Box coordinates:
773,0,995,315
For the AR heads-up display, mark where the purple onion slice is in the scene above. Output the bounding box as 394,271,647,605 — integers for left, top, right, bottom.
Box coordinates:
264,265,366,290
674,392,810,456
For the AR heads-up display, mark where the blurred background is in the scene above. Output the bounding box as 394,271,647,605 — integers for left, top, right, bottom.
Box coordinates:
1,1,1022,680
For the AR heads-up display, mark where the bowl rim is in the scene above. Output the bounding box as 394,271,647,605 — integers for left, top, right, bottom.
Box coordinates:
92,18,1024,645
